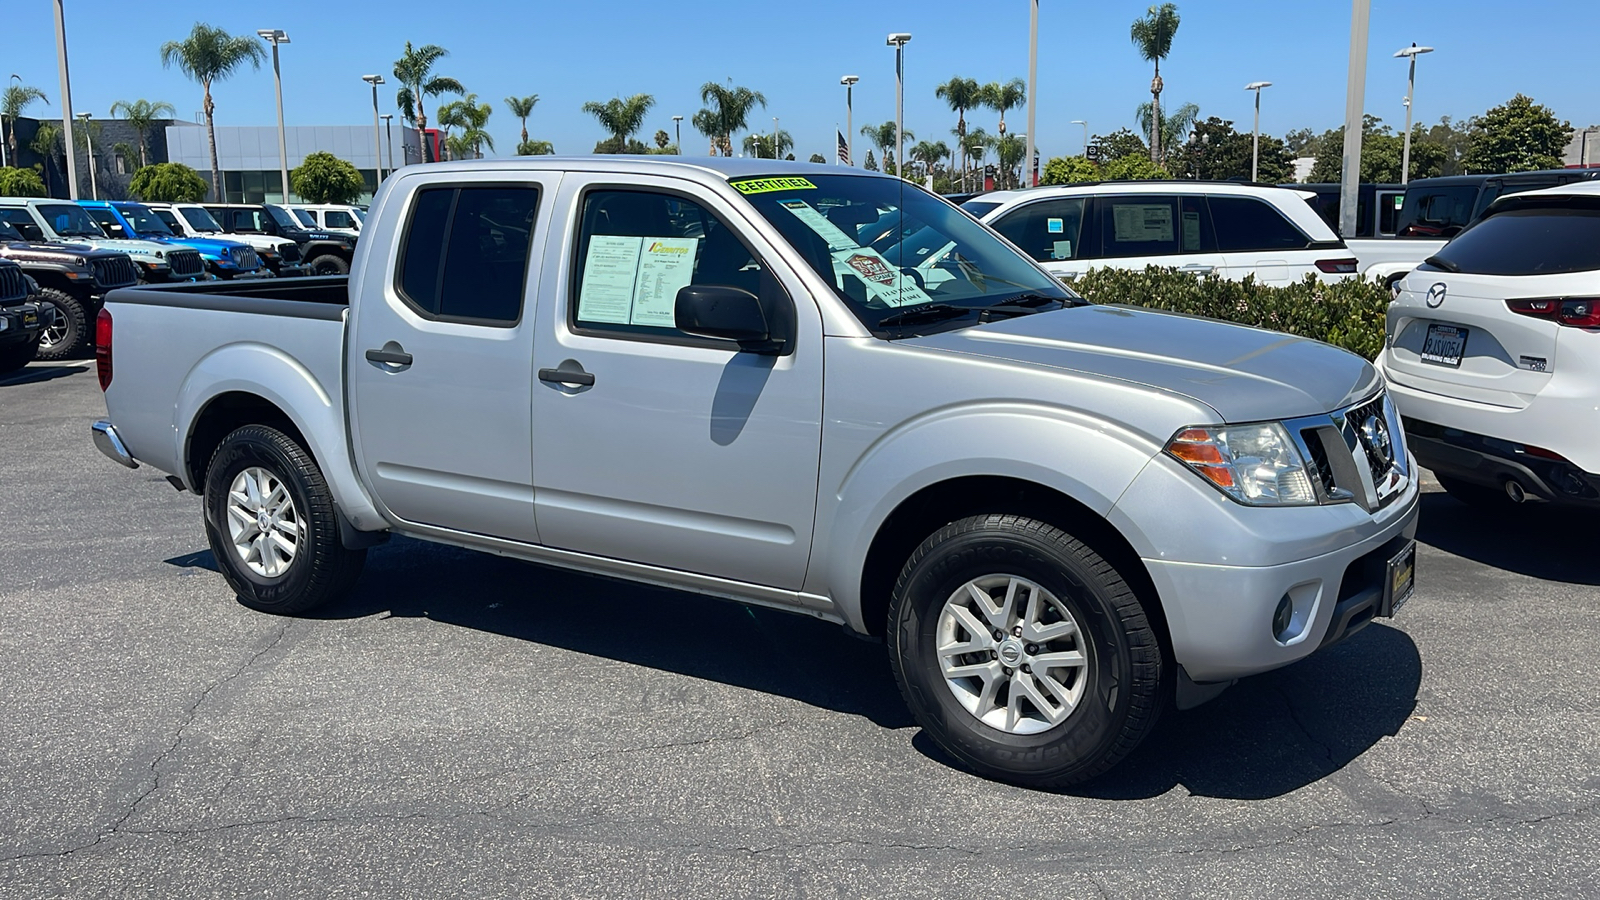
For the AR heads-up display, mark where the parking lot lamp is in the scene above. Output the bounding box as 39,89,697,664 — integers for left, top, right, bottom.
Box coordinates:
380,114,394,178
54,0,80,199
78,112,95,200
257,29,290,202
1071,120,1087,156
672,115,683,154
1245,81,1272,181
1025,0,1037,185
840,76,858,166
886,34,911,177
1394,43,1434,184
363,74,385,190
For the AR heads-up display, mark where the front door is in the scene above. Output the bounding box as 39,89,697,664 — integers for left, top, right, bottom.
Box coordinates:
529,176,824,590
347,173,558,543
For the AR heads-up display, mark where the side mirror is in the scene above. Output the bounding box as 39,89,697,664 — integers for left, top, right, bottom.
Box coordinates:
675,284,787,354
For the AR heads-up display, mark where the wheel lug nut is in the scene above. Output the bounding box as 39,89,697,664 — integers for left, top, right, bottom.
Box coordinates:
993,630,1004,641
1025,644,1038,654
1011,626,1023,637
1002,667,1013,676
1021,664,1031,674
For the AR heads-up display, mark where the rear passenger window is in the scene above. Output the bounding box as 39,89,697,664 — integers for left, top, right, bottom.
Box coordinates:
0,210,45,241
396,185,540,325
991,198,1087,262
325,211,356,229
570,189,766,342
1097,195,1212,258
1206,196,1311,251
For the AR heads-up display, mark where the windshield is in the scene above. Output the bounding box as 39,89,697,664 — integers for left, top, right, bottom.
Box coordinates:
1397,186,1478,237
292,209,316,227
960,200,1002,218
734,174,1072,335
116,204,175,236
0,220,21,241
264,204,300,230
1425,201,1600,276
152,209,183,232
39,204,107,238
352,208,366,223
180,207,223,233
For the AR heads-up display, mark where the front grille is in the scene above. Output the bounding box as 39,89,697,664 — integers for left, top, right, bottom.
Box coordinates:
1302,431,1337,495
168,249,204,278
0,264,25,305
230,246,261,270
90,255,137,289
277,242,301,264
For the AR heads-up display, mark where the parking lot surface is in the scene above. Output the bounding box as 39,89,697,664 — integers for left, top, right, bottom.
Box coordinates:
2,362,1597,899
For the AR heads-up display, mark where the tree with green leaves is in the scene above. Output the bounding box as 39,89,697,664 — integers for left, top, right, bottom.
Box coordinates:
1101,154,1169,180
864,150,878,172
0,166,47,197
290,152,365,203
935,76,982,188
1136,100,1198,164
1167,116,1294,183
1308,116,1446,183
109,99,176,168
2,82,48,166
583,94,655,155
1091,127,1148,163
960,127,994,176
1464,94,1571,174
694,82,766,157
860,121,912,173
505,94,539,146
995,134,1027,189
28,123,61,194
743,130,793,160
393,42,464,164
517,139,554,156
1040,155,1100,185
980,78,1026,136
1130,3,1181,166
654,130,671,150
910,140,950,181
438,94,493,159
808,153,826,164
159,23,266,201
129,162,208,202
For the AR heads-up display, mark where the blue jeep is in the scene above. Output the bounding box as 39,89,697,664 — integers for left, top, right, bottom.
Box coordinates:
78,201,269,280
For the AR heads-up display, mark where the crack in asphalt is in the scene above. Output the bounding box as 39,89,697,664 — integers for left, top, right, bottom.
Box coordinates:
1272,681,1335,764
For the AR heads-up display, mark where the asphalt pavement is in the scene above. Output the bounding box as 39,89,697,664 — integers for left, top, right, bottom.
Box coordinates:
2,361,1596,899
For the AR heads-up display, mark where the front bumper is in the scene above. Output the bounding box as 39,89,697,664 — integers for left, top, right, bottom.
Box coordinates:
0,302,45,345
92,419,138,469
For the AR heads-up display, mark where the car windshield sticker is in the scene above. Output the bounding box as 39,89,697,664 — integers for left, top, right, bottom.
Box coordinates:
730,177,817,195
777,199,857,251
776,197,934,308
1182,211,1201,250
1112,203,1174,243
1052,240,1073,260
577,235,701,327
1047,217,1064,234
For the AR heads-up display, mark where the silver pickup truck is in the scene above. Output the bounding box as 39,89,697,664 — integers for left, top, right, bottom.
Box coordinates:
91,158,1418,787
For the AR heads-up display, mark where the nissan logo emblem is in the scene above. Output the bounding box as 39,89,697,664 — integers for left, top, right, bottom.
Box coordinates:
1362,415,1394,465
1425,282,1448,308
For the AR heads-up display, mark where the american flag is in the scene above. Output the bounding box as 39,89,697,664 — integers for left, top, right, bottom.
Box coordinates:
837,130,850,165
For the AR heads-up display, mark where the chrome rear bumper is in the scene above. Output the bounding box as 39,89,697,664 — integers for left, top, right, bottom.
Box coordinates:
92,419,138,469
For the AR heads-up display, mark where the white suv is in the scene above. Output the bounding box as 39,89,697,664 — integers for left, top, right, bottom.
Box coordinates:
964,182,1357,286
1378,182,1600,509
286,204,364,237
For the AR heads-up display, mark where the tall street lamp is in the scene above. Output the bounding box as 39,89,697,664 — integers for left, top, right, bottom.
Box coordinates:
887,33,911,178
773,116,779,159
672,115,683,154
1395,43,1434,185
78,112,96,200
840,75,858,165
1025,0,1038,186
1245,81,1272,182
380,114,394,178
257,29,290,202
1071,120,1088,156
362,74,385,191
0,74,18,169
54,0,80,199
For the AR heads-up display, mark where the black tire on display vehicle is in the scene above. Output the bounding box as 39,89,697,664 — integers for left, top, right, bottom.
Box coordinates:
0,337,40,373
33,288,88,361
888,514,1165,788
203,425,366,615
308,254,350,276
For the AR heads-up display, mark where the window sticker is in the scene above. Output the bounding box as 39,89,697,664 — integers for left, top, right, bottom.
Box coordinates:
629,237,699,327
730,177,817,195
1182,211,1201,250
1112,203,1174,242
777,199,857,251
1047,217,1064,234
1051,240,1073,260
829,247,933,308
576,234,701,327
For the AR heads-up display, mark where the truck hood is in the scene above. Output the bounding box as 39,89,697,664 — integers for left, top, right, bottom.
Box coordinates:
135,234,245,258
0,240,125,262
68,237,172,258
906,304,1380,423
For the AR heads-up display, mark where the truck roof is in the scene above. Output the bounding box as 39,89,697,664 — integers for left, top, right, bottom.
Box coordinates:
393,156,889,181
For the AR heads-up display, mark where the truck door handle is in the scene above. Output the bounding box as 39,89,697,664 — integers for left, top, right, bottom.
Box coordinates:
1178,264,1215,275
365,345,413,366
538,362,595,387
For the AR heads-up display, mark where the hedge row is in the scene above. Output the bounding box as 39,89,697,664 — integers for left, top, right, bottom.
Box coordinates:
1065,266,1390,360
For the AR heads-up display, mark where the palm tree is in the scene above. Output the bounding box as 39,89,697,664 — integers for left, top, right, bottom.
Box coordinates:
980,78,1027,136
742,129,793,160
1135,100,1199,163
1130,3,1181,166
995,134,1027,189
582,94,655,154
109,99,176,168
2,83,48,166
935,77,982,190
910,140,950,182
393,42,464,164
505,94,539,146
695,82,766,157
961,127,995,175
860,121,913,174
29,123,61,194
458,95,494,158
434,98,463,160
517,139,554,156
159,24,266,201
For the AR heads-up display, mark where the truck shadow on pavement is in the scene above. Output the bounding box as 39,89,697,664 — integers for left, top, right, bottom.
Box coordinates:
1414,492,1600,584
0,364,88,388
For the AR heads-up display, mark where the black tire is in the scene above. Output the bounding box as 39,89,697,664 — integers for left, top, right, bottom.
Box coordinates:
0,337,39,373
203,425,365,615
888,514,1164,788
33,288,88,361
308,254,350,276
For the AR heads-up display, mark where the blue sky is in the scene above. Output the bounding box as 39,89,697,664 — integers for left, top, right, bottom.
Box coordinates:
9,0,1597,165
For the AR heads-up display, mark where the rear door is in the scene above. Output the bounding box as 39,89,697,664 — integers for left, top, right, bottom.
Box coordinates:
1206,194,1322,285
987,196,1091,279
347,172,558,542
1087,193,1223,278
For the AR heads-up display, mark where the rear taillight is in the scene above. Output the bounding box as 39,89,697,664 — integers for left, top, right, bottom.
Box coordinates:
1315,258,1359,274
95,307,112,391
1505,297,1600,328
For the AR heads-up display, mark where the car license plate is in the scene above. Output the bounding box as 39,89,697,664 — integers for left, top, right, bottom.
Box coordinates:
1420,323,1467,367
22,310,37,327
1383,540,1416,617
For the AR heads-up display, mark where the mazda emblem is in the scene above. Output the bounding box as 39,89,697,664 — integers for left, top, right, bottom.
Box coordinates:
1425,282,1447,308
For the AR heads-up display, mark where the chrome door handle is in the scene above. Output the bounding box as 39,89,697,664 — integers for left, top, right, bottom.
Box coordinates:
1178,264,1214,275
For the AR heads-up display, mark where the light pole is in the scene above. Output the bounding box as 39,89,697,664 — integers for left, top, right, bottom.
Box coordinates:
53,0,79,199
1338,0,1372,239
1071,120,1088,156
257,29,290,202
362,74,385,191
0,74,17,169
1394,43,1434,185
672,115,683,154
773,116,779,159
78,112,96,200
380,114,394,177
1025,0,1038,186
1245,81,1272,182
840,76,858,165
887,33,911,178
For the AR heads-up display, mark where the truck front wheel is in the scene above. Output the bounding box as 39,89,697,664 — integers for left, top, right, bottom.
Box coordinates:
887,514,1164,788
33,288,87,360
203,425,365,614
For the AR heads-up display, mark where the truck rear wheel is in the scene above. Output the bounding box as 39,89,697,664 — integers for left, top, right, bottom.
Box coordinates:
887,514,1163,788
34,288,87,360
203,425,365,614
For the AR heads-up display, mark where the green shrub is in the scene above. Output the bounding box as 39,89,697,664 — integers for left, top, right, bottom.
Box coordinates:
129,162,208,202
0,166,47,197
1066,266,1391,360
1040,155,1099,185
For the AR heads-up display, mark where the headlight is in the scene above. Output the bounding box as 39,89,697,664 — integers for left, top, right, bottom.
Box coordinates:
154,251,165,259
1166,422,1316,506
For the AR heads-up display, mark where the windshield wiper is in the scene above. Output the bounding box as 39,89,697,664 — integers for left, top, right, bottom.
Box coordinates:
875,303,975,330
1423,255,1460,273
976,294,1070,321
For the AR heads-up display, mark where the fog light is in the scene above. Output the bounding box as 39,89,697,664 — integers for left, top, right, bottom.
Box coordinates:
1272,594,1294,641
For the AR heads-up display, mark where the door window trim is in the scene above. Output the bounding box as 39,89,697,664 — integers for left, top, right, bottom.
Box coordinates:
391,181,542,329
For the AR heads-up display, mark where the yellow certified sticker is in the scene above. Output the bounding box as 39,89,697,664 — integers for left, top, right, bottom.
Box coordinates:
731,177,817,195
